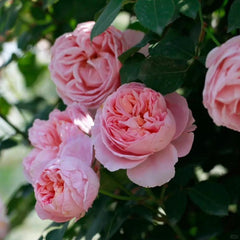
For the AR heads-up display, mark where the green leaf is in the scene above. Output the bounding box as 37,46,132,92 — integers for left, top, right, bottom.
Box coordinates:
45,222,69,240
0,138,17,150
174,0,200,19
18,52,46,87
149,30,195,60
120,53,145,84
0,97,11,115
7,184,35,229
165,190,187,224
104,203,130,240
0,1,21,35
91,0,123,40
138,56,188,94
188,181,230,216
100,169,129,193
228,0,240,32
18,24,52,50
84,196,112,240
127,21,149,33
134,0,175,35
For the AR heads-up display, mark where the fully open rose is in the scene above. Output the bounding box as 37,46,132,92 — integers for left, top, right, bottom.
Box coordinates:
0,197,8,240
49,21,146,110
203,36,240,131
34,156,99,222
92,83,196,187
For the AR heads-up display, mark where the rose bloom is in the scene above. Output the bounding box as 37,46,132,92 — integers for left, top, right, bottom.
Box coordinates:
24,103,94,183
203,35,240,131
92,83,196,187
49,21,146,110
0,197,9,240
34,155,99,222
28,103,93,151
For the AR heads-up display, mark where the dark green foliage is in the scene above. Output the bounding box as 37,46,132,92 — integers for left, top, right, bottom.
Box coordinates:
91,0,124,40
188,181,230,216
7,184,35,228
228,0,240,32
1,0,240,239
18,52,46,87
135,0,175,35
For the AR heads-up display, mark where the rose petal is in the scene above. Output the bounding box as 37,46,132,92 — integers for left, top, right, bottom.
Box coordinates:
165,92,189,139
59,134,93,166
172,132,194,157
127,144,178,187
122,29,149,56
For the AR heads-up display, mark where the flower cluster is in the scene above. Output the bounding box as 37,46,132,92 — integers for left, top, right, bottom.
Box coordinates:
23,104,99,222
23,21,196,222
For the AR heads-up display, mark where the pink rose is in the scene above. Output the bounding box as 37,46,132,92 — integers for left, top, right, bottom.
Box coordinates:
24,103,94,184
92,83,196,187
28,103,93,151
49,21,126,109
203,35,240,131
0,197,9,239
49,21,147,110
34,155,99,222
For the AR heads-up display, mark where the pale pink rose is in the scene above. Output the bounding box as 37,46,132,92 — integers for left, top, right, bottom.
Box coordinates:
203,35,240,131
24,103,94,183
0,197,9,240
24,135,93,184
49,21,126,109
28,103,93,151
92,83,196,187
49,21,148,110
34,155,99,222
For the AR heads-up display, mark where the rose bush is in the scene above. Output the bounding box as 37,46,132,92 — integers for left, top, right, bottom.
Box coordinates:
92,83,196,187
49,21,146,110
203,36,240,132
0,197,8,240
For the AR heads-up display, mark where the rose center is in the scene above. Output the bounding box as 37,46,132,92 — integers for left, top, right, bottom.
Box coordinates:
37,169,64,205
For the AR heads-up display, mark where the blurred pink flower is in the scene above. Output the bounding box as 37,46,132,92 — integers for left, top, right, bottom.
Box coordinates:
92,83,196,187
